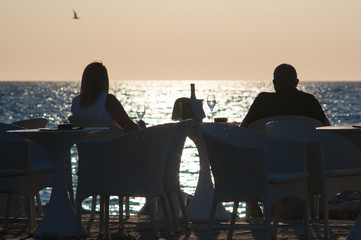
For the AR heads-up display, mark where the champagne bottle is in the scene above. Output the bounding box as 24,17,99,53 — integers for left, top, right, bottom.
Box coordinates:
190,83,196,99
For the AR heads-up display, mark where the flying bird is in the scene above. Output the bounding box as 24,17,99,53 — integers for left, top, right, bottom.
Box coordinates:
73,9,79,19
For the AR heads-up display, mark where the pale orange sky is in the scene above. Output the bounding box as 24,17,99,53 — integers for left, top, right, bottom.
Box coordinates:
1,0,361,81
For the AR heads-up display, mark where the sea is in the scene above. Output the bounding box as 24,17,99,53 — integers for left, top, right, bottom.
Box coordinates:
1,80,361,217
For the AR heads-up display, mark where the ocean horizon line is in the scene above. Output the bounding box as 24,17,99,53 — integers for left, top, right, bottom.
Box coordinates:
1,79,361,82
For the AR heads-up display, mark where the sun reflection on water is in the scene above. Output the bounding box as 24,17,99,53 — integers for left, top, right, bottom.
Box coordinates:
2,80,360,218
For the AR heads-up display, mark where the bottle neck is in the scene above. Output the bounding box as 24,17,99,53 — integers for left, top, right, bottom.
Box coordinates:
190,84,196,99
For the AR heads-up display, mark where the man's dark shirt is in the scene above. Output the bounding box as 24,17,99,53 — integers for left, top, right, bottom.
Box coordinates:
242,87,329,126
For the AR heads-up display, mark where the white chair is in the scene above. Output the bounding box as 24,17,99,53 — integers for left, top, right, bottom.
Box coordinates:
266,121,361,239
10,118,50,216
247,115,323,220
75,123,177,238
0,123,74,222
0,138,36,233
163,119,194,231
68,116,129,224
248,115,323,133
200,123,310,240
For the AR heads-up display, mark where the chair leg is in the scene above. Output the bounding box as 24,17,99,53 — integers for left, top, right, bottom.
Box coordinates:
99,196,105,235
125,196,130,219
104,195,110,238
27,195,36,234
161,195,174,237
167,192,180,232
75,196,84,236
303,197,311,239
313,195,320,220
206,197,218,239
227,201,239,240
245,201,250,221
3,193,11,228
31,195,37,229
272,201,282,239
322,194,330,239
263,203,272,240
35,192,43,217
90,195,97,220
118,195,124,230
177,190,190,229
146,197,160,238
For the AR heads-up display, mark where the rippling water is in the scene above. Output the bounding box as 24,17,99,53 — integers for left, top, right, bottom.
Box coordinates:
1,80,361,216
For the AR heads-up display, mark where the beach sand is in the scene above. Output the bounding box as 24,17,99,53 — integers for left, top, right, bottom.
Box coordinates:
0,213,355,239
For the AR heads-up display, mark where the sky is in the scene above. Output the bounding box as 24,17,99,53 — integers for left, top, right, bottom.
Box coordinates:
1,0,361,81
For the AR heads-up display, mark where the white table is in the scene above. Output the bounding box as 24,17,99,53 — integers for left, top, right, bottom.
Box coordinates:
8,127,107,237
186,123,231,221
317,126,361,240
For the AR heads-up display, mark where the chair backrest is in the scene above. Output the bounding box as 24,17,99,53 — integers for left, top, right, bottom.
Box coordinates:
200,123,306,202
76,123,177,202
0,138,31,171
248,115,323,133
265,121,326,194
200,124,266,202
266,120,318,140
202,123,306,172
0,123,50,161
12,118,48,129
163,119,194,192
68,115,124,140
266,121,361,170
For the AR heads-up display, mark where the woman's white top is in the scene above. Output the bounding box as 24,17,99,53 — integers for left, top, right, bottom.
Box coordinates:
71,92,114,125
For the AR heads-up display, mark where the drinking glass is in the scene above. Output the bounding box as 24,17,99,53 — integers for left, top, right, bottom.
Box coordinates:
207,94,217,120
136,104,146,121
207,94,216,112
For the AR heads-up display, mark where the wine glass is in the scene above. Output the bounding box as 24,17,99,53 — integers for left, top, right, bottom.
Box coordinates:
136,104,146,121
207,94,216,120
207,94,217,112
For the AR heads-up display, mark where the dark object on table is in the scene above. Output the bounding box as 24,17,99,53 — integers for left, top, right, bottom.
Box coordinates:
214,117,228,123
172,98,205,121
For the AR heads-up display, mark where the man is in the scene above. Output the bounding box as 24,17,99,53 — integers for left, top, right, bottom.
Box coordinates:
241,63,330,218
241,63,330,127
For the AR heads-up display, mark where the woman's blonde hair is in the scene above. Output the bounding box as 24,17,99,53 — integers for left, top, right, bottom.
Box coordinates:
79,60,109,108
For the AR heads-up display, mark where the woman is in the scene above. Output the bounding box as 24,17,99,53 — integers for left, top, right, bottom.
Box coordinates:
71,60,145,132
